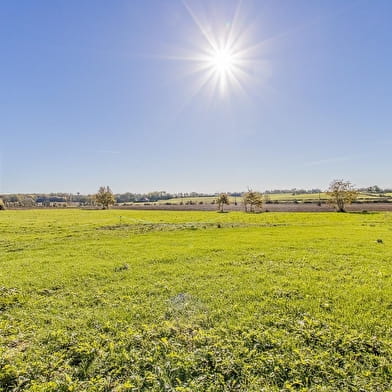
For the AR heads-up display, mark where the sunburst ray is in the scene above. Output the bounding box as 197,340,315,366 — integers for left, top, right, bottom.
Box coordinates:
179,1,267,98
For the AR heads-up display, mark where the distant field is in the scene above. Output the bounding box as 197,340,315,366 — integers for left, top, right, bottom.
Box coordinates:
1,210,392,391
157,196,238,205
154,192,387,205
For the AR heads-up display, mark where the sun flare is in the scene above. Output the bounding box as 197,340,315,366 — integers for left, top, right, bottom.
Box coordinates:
210,48,235,74
174,1,268,99
202,44,240,94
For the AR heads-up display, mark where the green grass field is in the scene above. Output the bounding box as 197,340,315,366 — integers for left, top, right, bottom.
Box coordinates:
1,210,392,391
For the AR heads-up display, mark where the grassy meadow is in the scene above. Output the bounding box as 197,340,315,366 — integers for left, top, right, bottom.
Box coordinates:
1,209,392,391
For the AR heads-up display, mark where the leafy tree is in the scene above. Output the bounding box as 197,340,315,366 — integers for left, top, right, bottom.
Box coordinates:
0,199,5,210
327,179,358,212
216,193,230,212
243,190,263,213
20,196,35,207
367,185,382,193
95,186,115,209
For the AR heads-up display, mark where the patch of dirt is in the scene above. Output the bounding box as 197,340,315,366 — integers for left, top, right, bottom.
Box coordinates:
98,222,288,233
113,202,392,213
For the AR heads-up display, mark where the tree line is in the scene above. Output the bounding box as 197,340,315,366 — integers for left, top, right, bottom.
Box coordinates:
92,180,369,213
0,180,390,212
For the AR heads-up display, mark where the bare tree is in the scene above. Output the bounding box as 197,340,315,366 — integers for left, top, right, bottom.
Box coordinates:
327,179,358,212
243,189,263,213
95,186,115,209
216,193,230,212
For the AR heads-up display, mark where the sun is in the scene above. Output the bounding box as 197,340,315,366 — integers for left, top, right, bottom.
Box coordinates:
203,45,239,94
174,1,267,99
210,48,235,75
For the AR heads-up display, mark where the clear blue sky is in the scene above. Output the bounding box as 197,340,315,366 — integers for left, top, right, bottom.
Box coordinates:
1,0,391,194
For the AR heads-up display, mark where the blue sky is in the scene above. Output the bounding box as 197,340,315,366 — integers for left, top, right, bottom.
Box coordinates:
1,0,391,194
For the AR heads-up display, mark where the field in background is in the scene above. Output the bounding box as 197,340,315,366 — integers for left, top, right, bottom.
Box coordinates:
1,210,392,391
152,192,389,206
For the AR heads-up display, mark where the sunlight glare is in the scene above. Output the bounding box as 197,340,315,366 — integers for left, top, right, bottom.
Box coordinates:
176,1,268,99
210,48,234,74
